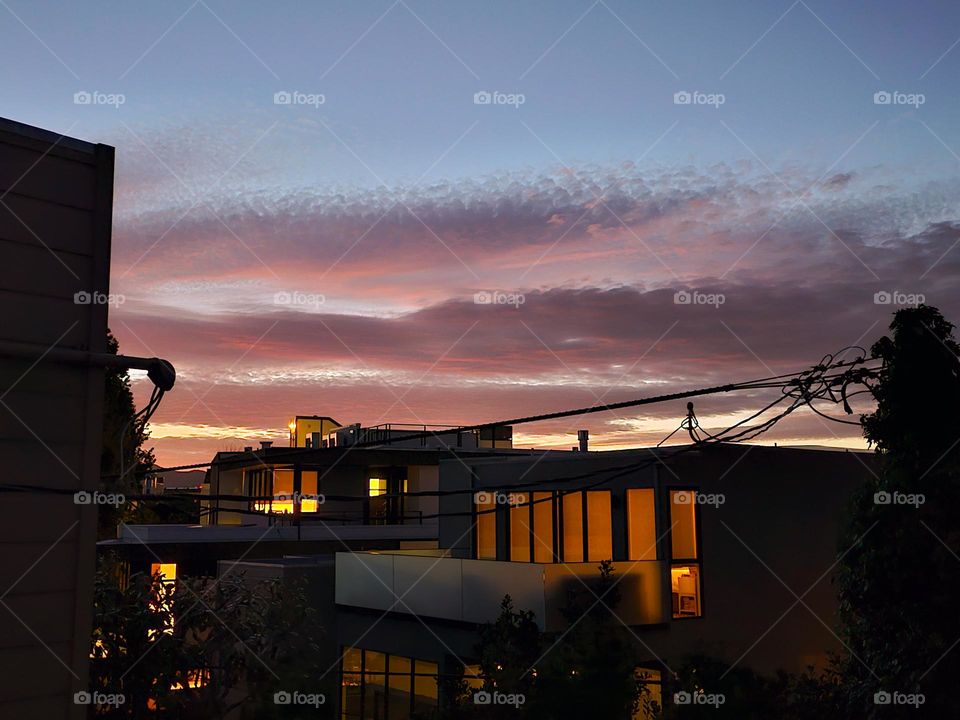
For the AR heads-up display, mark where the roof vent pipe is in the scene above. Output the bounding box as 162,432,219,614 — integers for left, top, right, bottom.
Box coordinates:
578,430,589,452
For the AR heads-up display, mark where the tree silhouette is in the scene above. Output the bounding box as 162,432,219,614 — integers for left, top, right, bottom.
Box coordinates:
835,305,960,716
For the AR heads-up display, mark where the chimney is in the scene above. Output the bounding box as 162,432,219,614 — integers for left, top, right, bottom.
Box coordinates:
260,441,273,450
243,446,253,453
577,429,589,452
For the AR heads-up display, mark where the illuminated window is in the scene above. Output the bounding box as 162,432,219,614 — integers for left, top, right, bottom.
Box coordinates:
462,664,484,693
586,491,613,562
369,478,387,497
509,493,531,562
626,489,657,561
341,647,362,718
340,647,438,720
149,563,177,638
561,491,584,562
151,563,177,583
670,490,698,560
671,565,701,618
633,668,663,719
532,492,555,562
364,651,386,719
475,495,496,560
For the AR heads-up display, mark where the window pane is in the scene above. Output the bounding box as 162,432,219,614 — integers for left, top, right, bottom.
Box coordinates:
413,659,438,712
301,470,319,513
369,478,387,497
633,668,662,720
561,491,584,562
532,492,554,563
670,490,698,559
364,651,386,720
272,469,295,513
626,489,657,561
509,493,531,562
475,496,496,560
387,655,412,719
586,491,613,562
671,564,701,618
342,648,363,720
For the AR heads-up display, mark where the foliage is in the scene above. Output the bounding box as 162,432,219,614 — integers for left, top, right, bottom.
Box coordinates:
89,557,331,719
444,562,654,719
99,330,158,538
834,305,960,716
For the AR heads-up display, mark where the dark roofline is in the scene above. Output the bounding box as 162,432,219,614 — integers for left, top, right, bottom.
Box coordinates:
0,116,101,155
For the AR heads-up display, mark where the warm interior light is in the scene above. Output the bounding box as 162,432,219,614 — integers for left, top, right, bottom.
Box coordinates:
369,478,387,497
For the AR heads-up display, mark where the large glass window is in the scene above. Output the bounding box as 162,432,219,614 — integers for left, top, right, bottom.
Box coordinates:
633,668,663,719
341,647,438,720
561,491,584,562
532,492,555,562
475,494,496,560
671,565,701,618
586,491,613,561
669,490,701,618
626,489,657,561
509,493,531,562
669,490,698,560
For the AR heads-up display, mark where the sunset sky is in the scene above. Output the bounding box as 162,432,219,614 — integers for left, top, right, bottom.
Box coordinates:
6,0,960,465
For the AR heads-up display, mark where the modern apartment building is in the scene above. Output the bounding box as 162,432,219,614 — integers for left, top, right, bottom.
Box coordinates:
331,443,875,718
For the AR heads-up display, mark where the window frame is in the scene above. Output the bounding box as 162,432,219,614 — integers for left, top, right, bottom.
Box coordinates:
667,487,704,620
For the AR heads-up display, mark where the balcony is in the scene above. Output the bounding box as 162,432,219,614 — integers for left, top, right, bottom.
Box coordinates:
335,551,667,631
